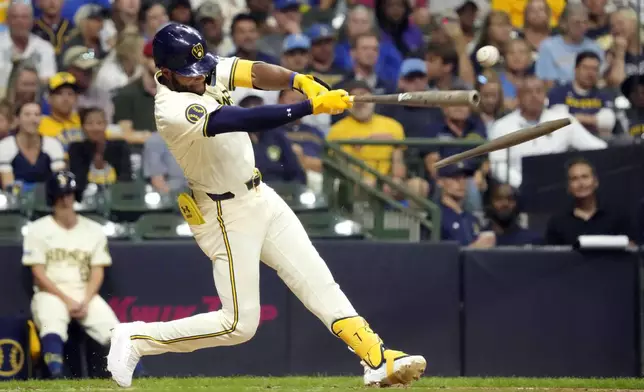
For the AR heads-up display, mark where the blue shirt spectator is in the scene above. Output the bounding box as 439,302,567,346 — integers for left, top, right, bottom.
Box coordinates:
334,37,403,84
437,163,493,247
535,4,604,85
251,129,306,185
142,132,188,194
547,51,615,136
239,94,306,185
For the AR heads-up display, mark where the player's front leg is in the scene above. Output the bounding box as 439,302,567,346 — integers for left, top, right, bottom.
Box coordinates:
107,198,264,387
259,185,426,387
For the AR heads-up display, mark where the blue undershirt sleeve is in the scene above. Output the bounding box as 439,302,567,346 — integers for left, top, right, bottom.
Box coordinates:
204,101,313,136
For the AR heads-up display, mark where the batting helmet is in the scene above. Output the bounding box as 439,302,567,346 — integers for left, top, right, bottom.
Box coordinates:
152,22,218,77
46,170,78,207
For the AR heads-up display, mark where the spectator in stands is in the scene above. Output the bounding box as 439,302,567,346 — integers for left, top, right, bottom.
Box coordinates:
2,63,45,111
32,0,74,56
328,81,412,189
517,0,552,56
455,1,480,49
617,74,644,138
337,32,395,94
305,23,346,88
470,10,514,75
195,1,230,56
280,33,310,73
99,0,141,51
62,5,109,66
143,132,188,194
60,46,102,111
535,3,604,88
604,8,644,89
279,89,325,193
258,0,303,59
475,71,506,129
427,15,476,87
167,0,194,27
499,38,534,109
39,72,84,150
0,102,65,192
548,51,616,138
334,5,403,83
68,107,131,193
380,58,439,138
425,98,487,211
488,76,607,188
483,182,541,245
0,1,56,95
491,0,564,29
241,94,306,185
545,157,635,245
0,99,12,140
437,162,495,248
138,1,168,41
425,42,470,91
583,0,611,45
229,13,278,64
112,41,155,144
374,0,423,58
92,25,144,123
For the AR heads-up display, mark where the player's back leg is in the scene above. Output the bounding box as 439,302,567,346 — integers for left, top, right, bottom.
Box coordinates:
259,184,426,387
107,190,267,387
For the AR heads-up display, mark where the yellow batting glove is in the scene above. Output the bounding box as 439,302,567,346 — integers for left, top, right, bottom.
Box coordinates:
310,89,354,115
292,73,330,99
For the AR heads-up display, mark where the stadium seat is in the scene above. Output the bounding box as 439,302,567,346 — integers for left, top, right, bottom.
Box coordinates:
0,213,29,242
296,211,365,239
107,182,173,223
268,181,328,212
0,191,22,215
83,214,132,241
133,213,191,240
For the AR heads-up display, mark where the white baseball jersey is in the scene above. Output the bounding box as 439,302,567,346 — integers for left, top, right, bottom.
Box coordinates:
22,215,112,292
488,108,608,188
154,56,256,195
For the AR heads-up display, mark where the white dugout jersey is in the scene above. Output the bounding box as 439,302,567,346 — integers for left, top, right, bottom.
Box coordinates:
22,215,112,292
154,56,256,195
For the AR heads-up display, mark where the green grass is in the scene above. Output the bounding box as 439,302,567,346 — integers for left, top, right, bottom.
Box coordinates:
2,377,644,392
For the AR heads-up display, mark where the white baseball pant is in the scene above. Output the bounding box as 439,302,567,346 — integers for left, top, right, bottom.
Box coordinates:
31,288,119,345
129,183,357,355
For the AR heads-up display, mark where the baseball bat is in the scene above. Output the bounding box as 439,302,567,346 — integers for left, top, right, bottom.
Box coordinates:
433,118,572,169
347,90,480,108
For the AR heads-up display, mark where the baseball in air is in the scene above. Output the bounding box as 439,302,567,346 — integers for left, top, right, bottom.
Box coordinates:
476,45,500,68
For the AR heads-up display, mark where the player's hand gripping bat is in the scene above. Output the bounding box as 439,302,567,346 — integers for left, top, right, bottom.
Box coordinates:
433,118,571,169
345,90,480,108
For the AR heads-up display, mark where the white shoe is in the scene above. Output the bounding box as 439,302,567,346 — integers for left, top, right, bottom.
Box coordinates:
363,354,426,387
107,322,143,388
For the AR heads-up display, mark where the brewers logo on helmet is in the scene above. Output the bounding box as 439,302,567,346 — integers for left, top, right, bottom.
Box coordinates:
152,23,218,76
46,170,78,206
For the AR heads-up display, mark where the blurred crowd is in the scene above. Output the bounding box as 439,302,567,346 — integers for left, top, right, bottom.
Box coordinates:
0,0,642,246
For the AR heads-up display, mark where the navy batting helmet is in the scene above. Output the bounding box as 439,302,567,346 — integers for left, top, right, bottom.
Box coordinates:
46,170,78,207
152,22,218,76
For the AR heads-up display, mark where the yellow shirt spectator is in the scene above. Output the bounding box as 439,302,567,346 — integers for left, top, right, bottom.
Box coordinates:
40,72,85,149
491,0,564,28
38,113,83,146
327,113,405,178
0,0,7,25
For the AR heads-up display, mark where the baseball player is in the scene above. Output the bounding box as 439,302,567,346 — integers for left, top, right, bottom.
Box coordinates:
107,22,426,388
22,171,127,378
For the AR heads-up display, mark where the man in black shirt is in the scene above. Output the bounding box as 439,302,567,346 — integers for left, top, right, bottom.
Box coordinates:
545,157,634,245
